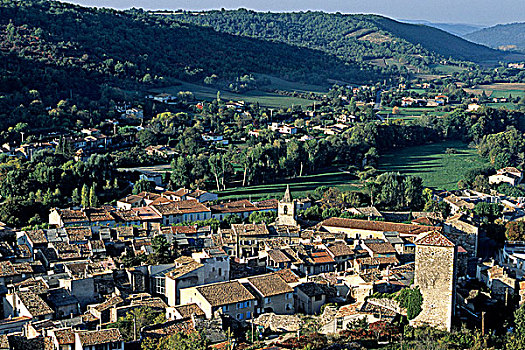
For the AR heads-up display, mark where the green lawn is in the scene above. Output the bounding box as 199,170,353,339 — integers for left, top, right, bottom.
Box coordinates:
218,171,360,200
155,80,318,108
379,141,488,190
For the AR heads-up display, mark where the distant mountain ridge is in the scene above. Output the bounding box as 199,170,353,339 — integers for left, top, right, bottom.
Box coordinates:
399,19,484,37
465,22,525,53
169,10,511,64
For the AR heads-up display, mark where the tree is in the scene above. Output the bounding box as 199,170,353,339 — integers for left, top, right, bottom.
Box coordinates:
81,184,89,208
396,287,423,320
110,307,164,342
249,211,277,224
404,176,423,209
142,331,208,350
508,304,525,349
506,222,525,241
423,200,451,219
133,179,155,195
151,235,171,264
89,184,98,207
71,187,80,205
473,202,501,221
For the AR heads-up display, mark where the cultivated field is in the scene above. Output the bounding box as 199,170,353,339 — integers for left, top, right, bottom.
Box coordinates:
379,141,488,190
464,83,525,98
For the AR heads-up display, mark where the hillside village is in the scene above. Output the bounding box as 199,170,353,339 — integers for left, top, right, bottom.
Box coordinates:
0,1,525,349
0,167,521,349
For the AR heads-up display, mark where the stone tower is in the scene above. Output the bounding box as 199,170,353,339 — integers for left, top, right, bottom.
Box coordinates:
277,185,297,227
413,230,457,331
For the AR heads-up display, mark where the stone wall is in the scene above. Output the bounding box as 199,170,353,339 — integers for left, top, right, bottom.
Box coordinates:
413,244,456,331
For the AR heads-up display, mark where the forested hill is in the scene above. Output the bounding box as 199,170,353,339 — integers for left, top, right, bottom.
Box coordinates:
465,23,525,53
0,0,385,115
168,10,510,65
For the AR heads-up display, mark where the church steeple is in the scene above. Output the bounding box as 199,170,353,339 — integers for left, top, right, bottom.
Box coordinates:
282,184,293,203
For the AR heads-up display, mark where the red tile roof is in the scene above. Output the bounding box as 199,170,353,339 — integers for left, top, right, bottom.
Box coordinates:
311,251,335,264
322,217,437,236
415,231,455,247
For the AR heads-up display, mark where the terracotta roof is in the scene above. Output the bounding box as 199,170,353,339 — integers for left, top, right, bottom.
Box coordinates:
255,199,279,210
151,200,210,215
267,249,291,264
53,328,75,345
58,209,88,224
84,208,114,222
0,261,16,278
321,217,436,236
16,290,53,317
196,281,255,307
363,241,397,254
310,251,335,264
132,206,163,220
170,188,192,197
167,260,203,280
92,296,124,312
65,226,92,243
111,209,141,222
247,273,293,297
415,231,455,247
172,303,205,319
149,196,173,205
25,230,47,245
76,329,123,346
325,243,354,257
211,200,258,214
117,195,144,205
232,224,270,237
274,269,300,283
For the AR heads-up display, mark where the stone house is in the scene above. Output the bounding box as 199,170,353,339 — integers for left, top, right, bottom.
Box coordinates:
4,290,54,321
74,328,124,350
164,249,229,306
151,200,211,225
295,282,337,315
413,231,457,331
179,280,256,321
245,273,294,315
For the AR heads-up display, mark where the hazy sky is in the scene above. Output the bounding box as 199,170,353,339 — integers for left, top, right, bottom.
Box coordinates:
60,0,525,26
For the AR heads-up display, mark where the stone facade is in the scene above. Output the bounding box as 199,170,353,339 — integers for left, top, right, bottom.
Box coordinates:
413,231,457,331
277,185,298,227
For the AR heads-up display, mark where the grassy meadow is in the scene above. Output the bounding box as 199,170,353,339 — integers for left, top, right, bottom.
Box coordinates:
155,77,325,108
379,141,488,190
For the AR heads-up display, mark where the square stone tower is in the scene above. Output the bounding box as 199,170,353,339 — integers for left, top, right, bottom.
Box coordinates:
277,185,298,227
413,230,457,331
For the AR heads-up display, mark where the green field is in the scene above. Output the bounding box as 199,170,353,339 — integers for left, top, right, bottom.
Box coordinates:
429,64,467,74
378,107,447,120
379,141,488,190
155,79,320,108
218,171,359,200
